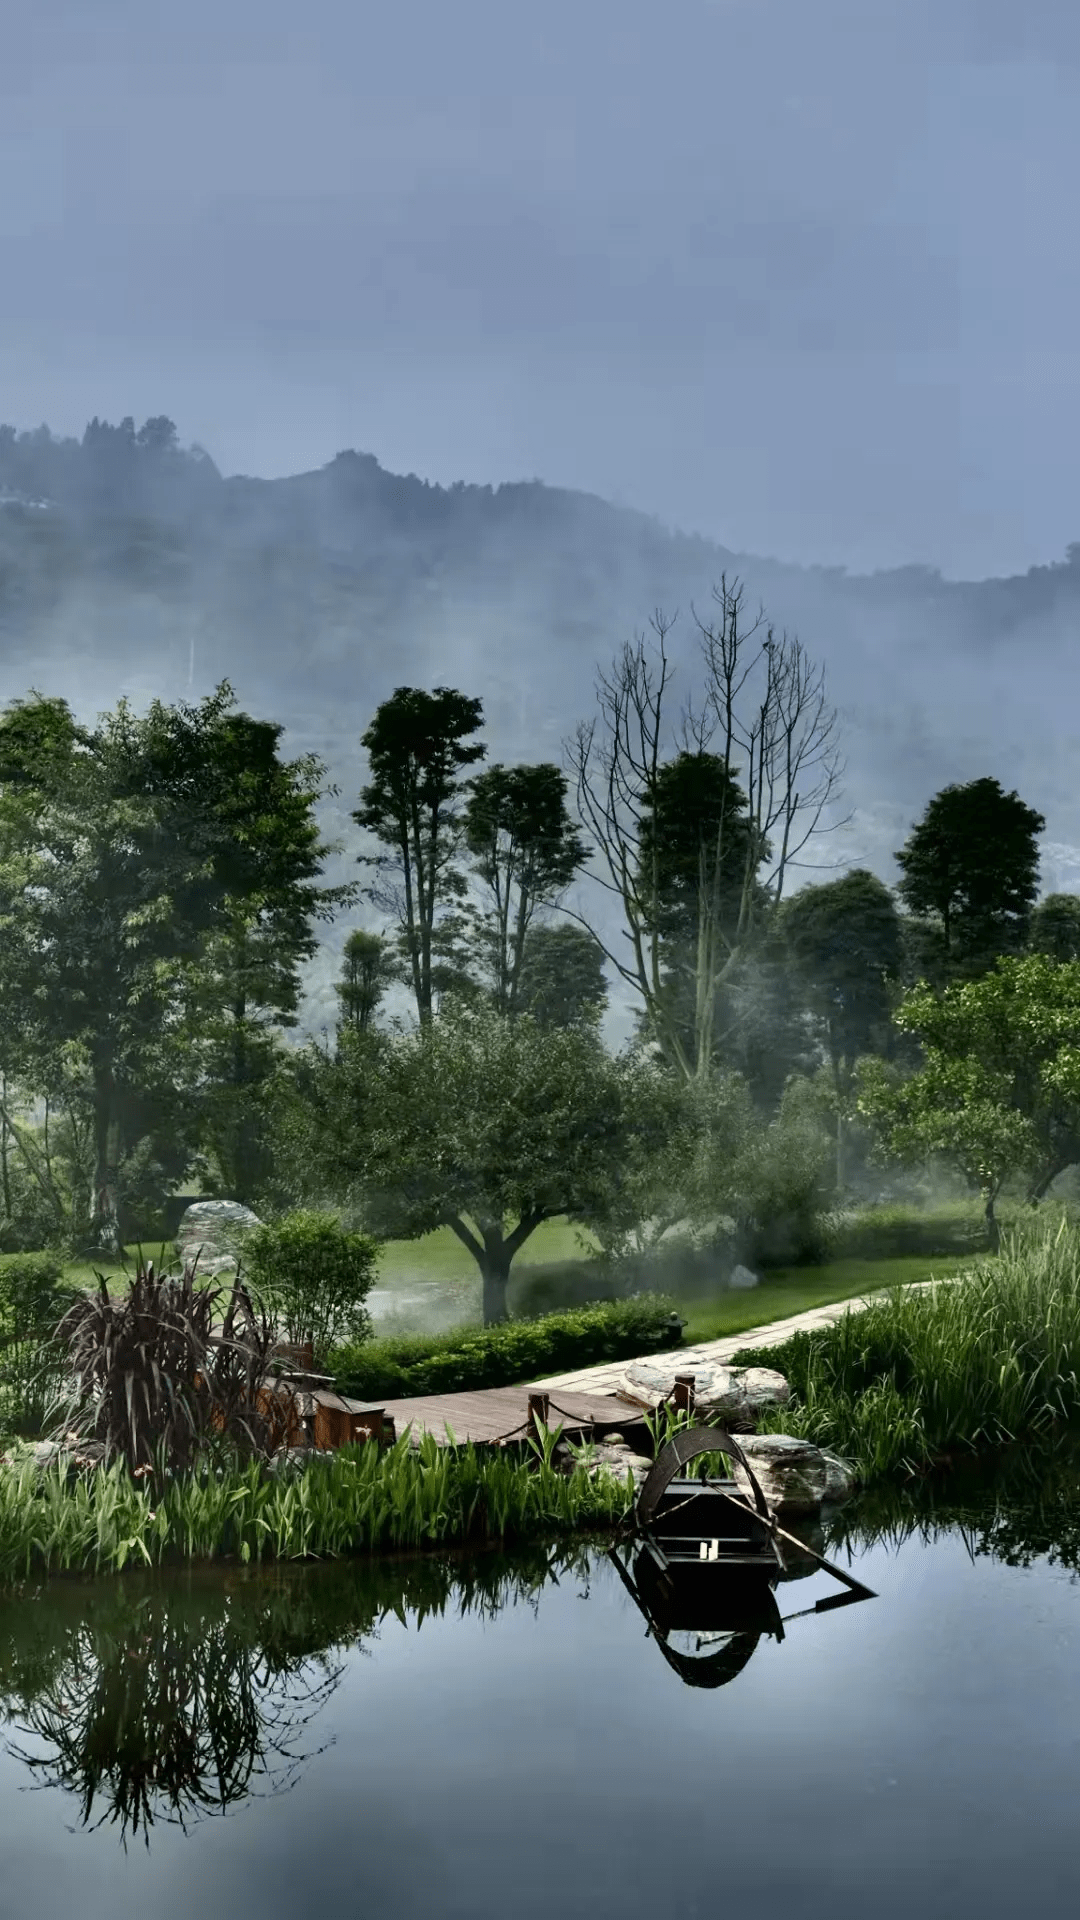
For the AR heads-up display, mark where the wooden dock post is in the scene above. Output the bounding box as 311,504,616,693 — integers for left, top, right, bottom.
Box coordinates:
527,1391,551,1433
672,1374,696,1416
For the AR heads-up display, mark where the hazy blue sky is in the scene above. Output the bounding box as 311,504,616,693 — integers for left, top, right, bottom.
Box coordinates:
2,0,1078,577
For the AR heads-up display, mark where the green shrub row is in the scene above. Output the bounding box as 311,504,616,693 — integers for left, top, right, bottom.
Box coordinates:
330,1293,680,1401
823,1202,996,1263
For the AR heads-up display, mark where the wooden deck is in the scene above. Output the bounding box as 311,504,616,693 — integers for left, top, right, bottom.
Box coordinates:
355,1384,644,1448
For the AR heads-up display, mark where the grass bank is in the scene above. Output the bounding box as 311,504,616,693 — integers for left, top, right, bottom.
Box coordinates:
675,1253,984,1344
0,1432,632,1589
732,1220,1080,1483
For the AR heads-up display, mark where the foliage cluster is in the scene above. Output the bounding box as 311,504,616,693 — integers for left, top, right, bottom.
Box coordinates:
235,1209,377,1367
53,1265,282,1476
0,1251,76,1434
330,1294,678,1401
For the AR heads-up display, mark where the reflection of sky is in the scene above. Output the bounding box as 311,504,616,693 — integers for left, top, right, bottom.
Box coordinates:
2,1532,1078,1916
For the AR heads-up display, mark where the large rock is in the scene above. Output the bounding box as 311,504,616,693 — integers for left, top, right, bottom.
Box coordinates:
617,1359,790,1425
728,1264,760,1290
176,1199,262,1277
733,1432,856,1514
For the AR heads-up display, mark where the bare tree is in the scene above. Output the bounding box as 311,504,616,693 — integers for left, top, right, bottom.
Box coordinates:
566,576,845,1082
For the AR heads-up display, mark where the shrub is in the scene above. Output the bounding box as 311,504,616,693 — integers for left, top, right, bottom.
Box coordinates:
330,1293,679,1401
824,1201,994,1263
53,1265,282,1476
237,1210,377,1367
0,1252,76,1433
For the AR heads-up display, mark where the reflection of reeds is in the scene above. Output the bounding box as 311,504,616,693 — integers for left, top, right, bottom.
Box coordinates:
0,1432,633,1585
733,1220,1080,1480
826,1438,1080,1577
0,1547,593,1843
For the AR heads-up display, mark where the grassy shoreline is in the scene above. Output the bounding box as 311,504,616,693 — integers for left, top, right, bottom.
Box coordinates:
0,1432,633,1589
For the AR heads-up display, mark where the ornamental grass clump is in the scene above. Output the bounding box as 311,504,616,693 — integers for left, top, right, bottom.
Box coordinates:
736,1217,1080,1480
52,1261,283,1478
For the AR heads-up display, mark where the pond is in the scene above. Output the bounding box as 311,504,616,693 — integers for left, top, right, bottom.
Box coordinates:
2,1448,1079,1919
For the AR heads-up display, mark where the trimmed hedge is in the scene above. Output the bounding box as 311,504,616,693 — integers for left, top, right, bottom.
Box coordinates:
330,1294,680,1402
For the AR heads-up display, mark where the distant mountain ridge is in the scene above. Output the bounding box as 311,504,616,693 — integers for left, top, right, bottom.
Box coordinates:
2,412,1079,1034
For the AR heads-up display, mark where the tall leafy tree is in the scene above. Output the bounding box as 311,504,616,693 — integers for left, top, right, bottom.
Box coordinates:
515,922,609,1031
353,687,485,1028
1029,894,1080,964
895,778,1045,983
857,954,1080,1246
569,578,843,1082
335,929,394,1036
778,869,904,1186
184,711,354,1204
462,763,588,1012
0,684,349,1246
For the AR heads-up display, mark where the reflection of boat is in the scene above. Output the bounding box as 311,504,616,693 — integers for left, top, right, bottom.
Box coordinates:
610,1425,876,1687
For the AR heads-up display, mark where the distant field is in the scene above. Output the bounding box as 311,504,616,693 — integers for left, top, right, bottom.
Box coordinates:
58,1217,602,1295
56,1229,986,1351
675,1252,985,1345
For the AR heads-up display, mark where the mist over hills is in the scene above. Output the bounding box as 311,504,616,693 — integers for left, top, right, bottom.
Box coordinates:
3,415,1080,1036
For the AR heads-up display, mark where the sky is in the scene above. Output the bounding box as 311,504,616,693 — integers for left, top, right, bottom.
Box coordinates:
2,0,1079,579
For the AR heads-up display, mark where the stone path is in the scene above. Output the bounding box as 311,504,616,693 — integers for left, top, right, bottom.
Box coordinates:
532,1278,954,1397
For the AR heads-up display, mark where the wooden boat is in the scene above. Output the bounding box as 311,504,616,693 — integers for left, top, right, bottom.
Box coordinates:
610,1425,875,1686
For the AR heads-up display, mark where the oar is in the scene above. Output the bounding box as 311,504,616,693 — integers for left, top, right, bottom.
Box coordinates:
715,1486,877,1603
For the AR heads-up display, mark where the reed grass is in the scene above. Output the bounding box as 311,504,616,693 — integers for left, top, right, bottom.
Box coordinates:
0,1434,632,1588
734,1218,1080,1480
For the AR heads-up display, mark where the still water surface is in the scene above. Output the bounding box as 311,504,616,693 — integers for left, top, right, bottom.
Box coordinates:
1,1454,1079,1920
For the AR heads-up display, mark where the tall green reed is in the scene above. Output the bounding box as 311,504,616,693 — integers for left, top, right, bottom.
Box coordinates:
0,1435,634,1588
739,1218,1080,1479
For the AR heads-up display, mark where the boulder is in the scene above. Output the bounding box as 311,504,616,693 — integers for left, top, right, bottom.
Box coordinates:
728,1264,760,1290
176,1199,262,1277
616,1359,790,1425
733,1432,856,1514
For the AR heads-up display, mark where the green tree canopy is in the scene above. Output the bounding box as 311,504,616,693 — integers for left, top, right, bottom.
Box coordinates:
462,763,588,1012
300,1008,676,1322
895,778,1045,982
0,684,348,1244
515,922,609,1031
856,954,1080,1245
335,929,395,1037
353,686,485,1027
1029,893,1080,964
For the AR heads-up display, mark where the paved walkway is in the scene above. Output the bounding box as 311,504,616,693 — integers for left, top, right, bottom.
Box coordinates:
532,1279,951,1397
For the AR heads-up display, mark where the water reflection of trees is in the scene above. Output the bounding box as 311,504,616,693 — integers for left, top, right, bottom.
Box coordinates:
826,1440,1080,1576
0,1544,581,1845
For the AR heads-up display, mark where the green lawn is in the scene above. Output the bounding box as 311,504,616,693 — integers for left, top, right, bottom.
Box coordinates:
675,1252,985,1345
374,1215,600,1286
56,1229,986,1355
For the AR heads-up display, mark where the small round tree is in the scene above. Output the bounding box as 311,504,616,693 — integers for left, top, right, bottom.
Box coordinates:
237,1210,377,1367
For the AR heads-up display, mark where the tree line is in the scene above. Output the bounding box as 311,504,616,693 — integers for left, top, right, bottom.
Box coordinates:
0,575,1075,1314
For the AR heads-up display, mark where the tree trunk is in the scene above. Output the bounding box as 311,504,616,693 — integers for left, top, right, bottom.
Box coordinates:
983,1191,1000,1254
91,1061,123,1258
479,1235,513,1324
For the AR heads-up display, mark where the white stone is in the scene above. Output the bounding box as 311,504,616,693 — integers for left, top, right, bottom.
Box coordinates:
617,1358,790,1421
733,1432,856,1514
176,1199,262,1277
728,1264,760,1290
